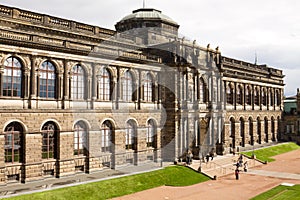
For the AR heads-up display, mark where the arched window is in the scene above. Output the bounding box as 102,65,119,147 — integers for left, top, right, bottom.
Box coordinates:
257,117,261,144
147,120,156,147
101,121,113,152
98,68,111,101
275,90,281,106
39,61,56,98
226,84,234,104
245,86,251,105
271,117,275,141
254,87,259,105
123,71,133,102
249,118,254,145
3,57,22,97
269,90,274,107
42,122,57,159
236,85,243,105
144,73,153,102
199,78,206,103
71,64,85,100
126,120,136,150
264,117,268,142
240,118,245,146
229,118,235,148
262,88,267,106
74,121,87,156
4,122,23,163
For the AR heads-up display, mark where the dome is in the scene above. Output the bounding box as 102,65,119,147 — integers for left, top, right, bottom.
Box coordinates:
119,8,178,25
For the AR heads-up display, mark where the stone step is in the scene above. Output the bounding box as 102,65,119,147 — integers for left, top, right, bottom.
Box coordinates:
187,154,264,179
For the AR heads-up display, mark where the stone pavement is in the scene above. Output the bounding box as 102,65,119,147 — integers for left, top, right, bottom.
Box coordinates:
113,148,300,200
2,147,300,200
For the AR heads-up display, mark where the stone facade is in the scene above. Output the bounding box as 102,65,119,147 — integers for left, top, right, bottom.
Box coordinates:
0,5,284,184
281,89,300,143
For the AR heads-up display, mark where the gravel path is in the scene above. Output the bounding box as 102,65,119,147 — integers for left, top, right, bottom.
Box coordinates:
113,149,300,200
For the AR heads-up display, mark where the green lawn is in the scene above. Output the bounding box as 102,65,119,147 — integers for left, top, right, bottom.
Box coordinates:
251,184,300,200
5,166,210,200
242,142,300,162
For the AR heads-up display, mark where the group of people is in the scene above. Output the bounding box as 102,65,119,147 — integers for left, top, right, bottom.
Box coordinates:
185,149,216,166
234,154,248,180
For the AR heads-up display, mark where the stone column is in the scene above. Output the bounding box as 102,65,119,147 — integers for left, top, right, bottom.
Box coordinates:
0,134,5,185
114,129,126,167
62,60,70,109
57,132,75,177
268,119,272,143
23,133,43,183
155,128,162,162
87,131,102,172
137,127,147,164
29,56,37,109
91,64,97,109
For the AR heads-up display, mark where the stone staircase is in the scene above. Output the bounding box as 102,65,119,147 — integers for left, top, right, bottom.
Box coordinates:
188,154,264,179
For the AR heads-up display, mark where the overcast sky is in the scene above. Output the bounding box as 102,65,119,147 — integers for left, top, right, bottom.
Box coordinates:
1,0,299,96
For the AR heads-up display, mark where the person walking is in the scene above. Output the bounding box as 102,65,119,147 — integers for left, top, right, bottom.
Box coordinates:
244,161,248,172
235,169,240,180
186,150,193,165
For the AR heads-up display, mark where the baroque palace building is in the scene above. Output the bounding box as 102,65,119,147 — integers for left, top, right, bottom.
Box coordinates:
0,4,284,184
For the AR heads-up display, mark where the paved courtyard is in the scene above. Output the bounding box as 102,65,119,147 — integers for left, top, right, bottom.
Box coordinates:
113,149,300,200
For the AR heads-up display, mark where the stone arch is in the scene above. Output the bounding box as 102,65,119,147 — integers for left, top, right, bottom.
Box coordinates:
248,117,254,145
3,119,28,133
239,117,245,147
271,116,276,141
229,117,236,149
257,117,262,144
264,116,269,142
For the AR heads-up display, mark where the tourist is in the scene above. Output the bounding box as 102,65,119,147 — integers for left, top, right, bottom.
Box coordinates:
235,169,240,180
186,150,193,165
244,161,248,172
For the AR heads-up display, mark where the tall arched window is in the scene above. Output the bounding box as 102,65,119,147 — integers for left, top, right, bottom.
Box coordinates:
39,61,56,98
42,122,57,159
264,117,268,142
240,118,245,146
147,120,156,147
101,121,113,152
74,121,87,156
3,57,22,97
257,117,261,144
71,64,85,100
4,122,23,163
123,71,133,102
269,90,274,107
246,86,251,105
98,68,111,101
271,117,275,141
126,120,136,150
144,73,153,102
236,85,243,105
262,88,267,106
199,78,206,103
275,90,281,106
249,117,254,145
226,84,234,104
254,87,259,105
229,118,235,148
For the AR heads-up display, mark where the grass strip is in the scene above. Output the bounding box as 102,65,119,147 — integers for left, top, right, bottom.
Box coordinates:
5,165,210,200
251,185,300,200
242,142,300,162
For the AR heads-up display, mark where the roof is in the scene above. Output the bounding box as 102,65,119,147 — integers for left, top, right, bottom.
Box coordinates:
119,8,178,25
